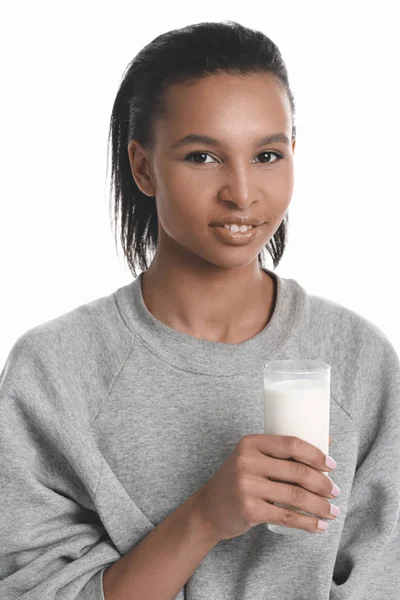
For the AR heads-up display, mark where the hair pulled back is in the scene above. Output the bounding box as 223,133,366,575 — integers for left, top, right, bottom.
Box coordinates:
107,20,296,277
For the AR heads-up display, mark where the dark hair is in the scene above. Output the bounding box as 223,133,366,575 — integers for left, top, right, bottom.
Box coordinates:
107,20,296,278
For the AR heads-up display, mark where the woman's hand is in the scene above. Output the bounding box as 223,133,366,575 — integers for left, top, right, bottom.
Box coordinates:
195,433,338,542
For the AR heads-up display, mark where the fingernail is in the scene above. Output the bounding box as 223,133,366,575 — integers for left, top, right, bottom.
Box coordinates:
325,455,337,470
330,503,340,517
317,520,329,531
331,483,341,497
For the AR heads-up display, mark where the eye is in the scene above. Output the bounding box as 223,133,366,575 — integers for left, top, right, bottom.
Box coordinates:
184,151,284,164
254,151,283,164
184,152,216,164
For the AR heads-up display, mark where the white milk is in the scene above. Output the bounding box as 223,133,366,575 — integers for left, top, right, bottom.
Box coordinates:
263,378,330,455
263,378,330,529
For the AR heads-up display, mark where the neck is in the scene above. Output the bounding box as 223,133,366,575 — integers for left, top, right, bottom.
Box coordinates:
140,258,276,344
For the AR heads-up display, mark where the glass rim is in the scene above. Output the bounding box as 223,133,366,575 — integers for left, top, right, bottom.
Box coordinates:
263,359,330,374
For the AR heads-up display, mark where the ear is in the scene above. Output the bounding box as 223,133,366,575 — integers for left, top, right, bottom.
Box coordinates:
127,140,155,197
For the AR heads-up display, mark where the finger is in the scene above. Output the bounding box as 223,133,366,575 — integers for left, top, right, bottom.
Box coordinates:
255,434,336,473
259,452,338,498
329,434,332,446
264,501,329,534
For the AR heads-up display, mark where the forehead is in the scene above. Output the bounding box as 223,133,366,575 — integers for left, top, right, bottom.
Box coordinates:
158,72,291,138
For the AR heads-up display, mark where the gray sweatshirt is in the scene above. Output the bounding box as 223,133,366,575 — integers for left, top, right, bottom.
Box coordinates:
0,267,399,600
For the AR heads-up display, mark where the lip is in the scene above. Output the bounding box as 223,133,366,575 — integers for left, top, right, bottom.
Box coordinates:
209,223,264,245
209,216,265,227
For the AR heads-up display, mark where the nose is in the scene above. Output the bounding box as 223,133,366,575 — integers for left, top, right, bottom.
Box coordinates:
218,163,257,209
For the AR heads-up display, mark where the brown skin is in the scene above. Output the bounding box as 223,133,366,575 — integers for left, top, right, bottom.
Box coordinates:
127,72,296,344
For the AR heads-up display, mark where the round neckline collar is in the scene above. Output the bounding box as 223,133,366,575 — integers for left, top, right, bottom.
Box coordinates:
114,267,305,375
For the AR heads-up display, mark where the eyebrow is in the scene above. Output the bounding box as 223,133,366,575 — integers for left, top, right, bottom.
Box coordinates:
171,132,291,150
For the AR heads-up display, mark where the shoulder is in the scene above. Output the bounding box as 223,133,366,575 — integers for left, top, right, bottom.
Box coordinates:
301,287,399,421
303,288,397,359
1,289,134,420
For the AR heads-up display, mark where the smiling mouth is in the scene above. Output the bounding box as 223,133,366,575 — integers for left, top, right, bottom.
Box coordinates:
209,223,264,244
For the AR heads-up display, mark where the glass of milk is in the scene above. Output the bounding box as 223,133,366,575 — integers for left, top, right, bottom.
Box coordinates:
263,359,331,536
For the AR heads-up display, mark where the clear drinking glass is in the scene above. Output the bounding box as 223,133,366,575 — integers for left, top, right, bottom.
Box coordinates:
263,359,331,536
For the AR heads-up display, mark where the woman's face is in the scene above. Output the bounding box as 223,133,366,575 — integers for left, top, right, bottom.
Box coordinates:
128,71,296,270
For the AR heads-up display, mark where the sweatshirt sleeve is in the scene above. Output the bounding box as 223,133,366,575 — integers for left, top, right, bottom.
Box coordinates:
0,333,122,599
330,332,400,599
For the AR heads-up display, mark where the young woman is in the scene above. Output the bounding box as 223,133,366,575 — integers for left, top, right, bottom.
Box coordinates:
1,20,399,600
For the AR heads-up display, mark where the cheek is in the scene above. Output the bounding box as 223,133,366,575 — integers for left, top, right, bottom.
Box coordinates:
274,163,294,198
261,168,293,222
155,187,206,243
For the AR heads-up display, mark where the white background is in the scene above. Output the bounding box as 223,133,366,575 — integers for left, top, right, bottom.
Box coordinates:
1,1,399,367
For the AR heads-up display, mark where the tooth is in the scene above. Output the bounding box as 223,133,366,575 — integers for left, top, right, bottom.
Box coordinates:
223,224,253,232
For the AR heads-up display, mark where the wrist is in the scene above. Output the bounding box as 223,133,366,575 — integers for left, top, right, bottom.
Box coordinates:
186,489,221,549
